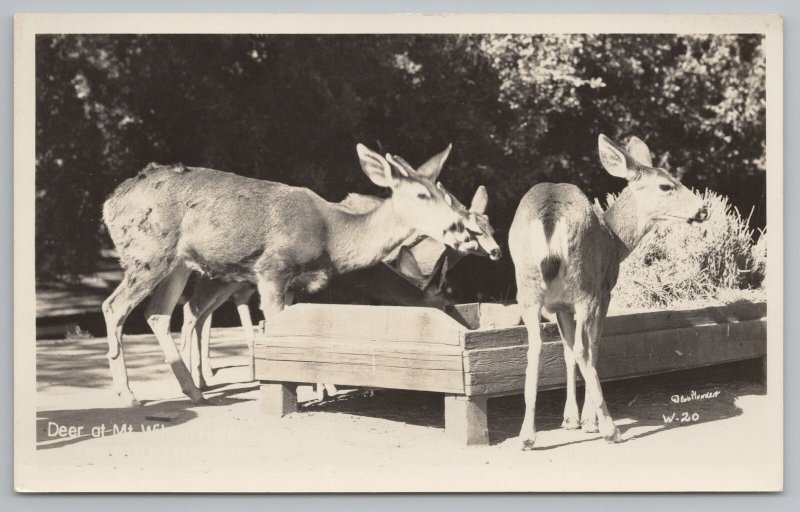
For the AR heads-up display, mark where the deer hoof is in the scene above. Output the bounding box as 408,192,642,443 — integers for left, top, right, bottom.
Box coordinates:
562,417,580,430
580,420,599,433
117,391,142,408
520,436,537,451
185,389,207,405
603,426,622,443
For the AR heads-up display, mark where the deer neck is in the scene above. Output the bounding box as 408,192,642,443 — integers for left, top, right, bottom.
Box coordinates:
327,199,415,273
602,187,655,261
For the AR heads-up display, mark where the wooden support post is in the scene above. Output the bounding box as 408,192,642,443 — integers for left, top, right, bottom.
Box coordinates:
444,394,489,446
260,382,298,417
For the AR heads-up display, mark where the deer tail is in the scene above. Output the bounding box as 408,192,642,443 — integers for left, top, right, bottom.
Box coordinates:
531,217,569,284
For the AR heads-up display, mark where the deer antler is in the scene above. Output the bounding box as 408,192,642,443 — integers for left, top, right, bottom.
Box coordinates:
436,182,464,209
385,154,417,177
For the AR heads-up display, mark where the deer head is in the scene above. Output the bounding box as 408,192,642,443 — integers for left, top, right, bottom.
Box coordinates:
448,184,502,261
598,134,708,245
356,143,477,253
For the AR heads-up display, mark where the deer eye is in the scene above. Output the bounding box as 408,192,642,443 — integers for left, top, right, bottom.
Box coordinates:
659,184,674,192
417,192,430,200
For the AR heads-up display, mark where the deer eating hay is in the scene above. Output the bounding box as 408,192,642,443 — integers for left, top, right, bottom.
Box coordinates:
102,143,478,406
509,134,708,449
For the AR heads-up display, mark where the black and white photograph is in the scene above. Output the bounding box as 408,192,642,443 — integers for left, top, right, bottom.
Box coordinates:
14,13,783,492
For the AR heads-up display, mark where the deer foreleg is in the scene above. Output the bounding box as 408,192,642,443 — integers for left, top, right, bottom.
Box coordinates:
573,303,620,443
231,286,257,381
519,302,543,450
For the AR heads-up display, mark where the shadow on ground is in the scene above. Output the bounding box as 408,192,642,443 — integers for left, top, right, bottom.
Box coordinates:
36,335,247,392
37,332,765,452
303,359,766,446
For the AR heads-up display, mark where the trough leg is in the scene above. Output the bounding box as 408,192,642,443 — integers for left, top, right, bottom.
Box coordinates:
260,382,298,417
444,395,489,446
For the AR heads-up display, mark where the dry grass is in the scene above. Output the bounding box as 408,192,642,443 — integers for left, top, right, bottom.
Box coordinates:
609,190,766,310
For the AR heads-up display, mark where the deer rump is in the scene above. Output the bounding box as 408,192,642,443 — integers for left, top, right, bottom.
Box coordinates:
517,182,620,311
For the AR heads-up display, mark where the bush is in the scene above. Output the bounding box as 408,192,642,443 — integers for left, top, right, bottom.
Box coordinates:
610,190,766,310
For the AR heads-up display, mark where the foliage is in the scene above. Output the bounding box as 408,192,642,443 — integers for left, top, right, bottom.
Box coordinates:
611,190,766,310
36,34,766,304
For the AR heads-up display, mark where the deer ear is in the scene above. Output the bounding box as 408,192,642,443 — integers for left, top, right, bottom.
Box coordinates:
469,185,488,214
356,143,394,188
422,252,449,293
417,144,452,181
395,246,426,285
435,254,450,293
598,134,636,180
626,136,654,167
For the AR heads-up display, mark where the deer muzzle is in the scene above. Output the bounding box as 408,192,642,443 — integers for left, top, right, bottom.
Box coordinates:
689,205,709,224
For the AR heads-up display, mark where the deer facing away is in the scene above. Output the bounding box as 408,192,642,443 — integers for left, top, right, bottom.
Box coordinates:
509,134,708,450
102,143,476,406
178,185,501,392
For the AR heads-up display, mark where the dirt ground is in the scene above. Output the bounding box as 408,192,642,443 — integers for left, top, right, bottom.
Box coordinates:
28,330,777,492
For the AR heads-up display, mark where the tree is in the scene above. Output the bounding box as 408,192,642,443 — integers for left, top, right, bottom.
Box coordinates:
35,33,766,303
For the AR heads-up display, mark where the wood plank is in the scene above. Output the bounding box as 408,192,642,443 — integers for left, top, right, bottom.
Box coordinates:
464,343,564,397
446,303,481,330
464,301,766,350
463,324,559,350
602,302,766,336
255,336,463,357
259,346,463,371
463,319,766,396
255,359,465,394
446,302,522,330
264,303,465,346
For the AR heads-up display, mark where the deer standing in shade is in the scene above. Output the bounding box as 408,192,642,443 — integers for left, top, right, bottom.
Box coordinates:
509,134,708,449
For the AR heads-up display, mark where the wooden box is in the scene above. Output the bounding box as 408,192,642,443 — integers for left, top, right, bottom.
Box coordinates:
254,301,766,445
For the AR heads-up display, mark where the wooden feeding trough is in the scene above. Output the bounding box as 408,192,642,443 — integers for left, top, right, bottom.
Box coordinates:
254,300,766,446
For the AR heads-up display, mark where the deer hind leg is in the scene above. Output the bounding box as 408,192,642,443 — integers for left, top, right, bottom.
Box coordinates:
556,311,580,430
181,279,242,389
518,301,543,450
144,265,206,404
195,284,249,386
102,270,166,407
231,285,257,381
198,311,213,386
580,384,598,432
573,303,620,443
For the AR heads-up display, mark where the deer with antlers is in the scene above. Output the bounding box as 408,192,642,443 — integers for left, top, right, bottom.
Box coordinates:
177,184,501,395
102,143,477,406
